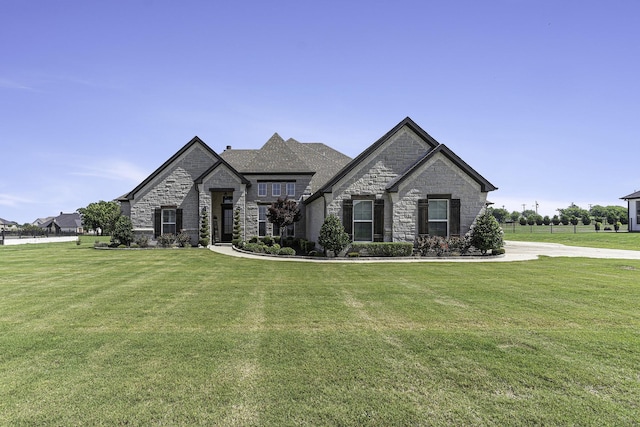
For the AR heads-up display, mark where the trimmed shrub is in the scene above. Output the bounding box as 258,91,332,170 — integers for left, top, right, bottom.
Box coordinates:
135,235,150,248
111,215,134,247
350,242,413,257
543,216,551,226
595,222,602,231
519,217,527,226
469,210,504,255
199,207,210,246
552,215,561,225
492,247,506,255
318,215,350,256
243,242,266,253
261,235,274,246
278,247,296,256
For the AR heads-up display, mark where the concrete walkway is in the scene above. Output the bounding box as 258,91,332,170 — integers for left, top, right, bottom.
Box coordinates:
209,241,640,263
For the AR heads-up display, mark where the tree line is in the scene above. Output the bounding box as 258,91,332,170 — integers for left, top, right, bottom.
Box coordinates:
490,203,628,227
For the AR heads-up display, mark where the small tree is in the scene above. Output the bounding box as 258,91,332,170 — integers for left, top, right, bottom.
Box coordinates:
469,210,504,255
318,215,350,256
111,215,134,246
78,200,120,235
199,207,210,247
267,197,301,245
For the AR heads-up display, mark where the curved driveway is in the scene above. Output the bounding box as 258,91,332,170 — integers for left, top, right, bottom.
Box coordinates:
210,241,640,263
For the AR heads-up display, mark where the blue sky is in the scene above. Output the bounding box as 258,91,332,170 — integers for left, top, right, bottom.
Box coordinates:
2,0,639,223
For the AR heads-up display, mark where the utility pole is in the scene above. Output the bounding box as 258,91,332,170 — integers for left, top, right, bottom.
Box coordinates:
535,201,539,215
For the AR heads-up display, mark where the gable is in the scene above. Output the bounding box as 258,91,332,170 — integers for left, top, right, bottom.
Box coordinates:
121,136,230,201
306,117,440,203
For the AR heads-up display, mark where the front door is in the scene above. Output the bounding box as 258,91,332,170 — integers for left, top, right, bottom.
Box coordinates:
220,204,234,242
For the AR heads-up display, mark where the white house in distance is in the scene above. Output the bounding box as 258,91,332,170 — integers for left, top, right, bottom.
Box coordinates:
621,191,640,232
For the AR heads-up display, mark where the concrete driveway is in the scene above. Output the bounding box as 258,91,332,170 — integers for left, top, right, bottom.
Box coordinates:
210,241,640,263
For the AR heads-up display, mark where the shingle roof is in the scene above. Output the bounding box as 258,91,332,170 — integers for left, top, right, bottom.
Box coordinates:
220,133,352,192
40,212,82,229
621,190,640,199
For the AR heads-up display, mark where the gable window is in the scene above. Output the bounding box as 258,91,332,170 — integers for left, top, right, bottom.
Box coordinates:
353,200,373,241
258,205,267,236
258,183,267,197
272,183,281,197
286,182,295,197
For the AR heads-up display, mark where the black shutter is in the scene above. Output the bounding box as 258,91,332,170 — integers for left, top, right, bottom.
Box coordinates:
374,199,384,242
154,208,161,238
342,199,353,240
176,209,183,233
450,199,461,236
418,200,428,235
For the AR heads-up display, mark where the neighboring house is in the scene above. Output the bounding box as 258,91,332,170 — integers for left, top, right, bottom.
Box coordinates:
40,212,83,234
119,117,497,246
621,191,640,232
0,218,19,231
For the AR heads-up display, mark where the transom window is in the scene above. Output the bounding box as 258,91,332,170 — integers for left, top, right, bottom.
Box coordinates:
258,183,267,197
162,208,177,235
353,200,373,241
428,199,448,237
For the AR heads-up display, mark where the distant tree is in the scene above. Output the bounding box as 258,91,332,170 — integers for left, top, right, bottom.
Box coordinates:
559,204,589,224
266,197,301,245
509,211,521,222
543,215,551,226
589,205,608,219
581,214,591,226
490,208,510,224
606,205,628,225
318,215,350,256
519,216,527,226
111,216,134,246
552,215,561,226
78,200,120,235
522,209,537,219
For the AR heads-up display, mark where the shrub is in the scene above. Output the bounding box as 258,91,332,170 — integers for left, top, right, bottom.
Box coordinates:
570,217,579,226
492,247,506,255
111,215,134,247
93,241,109,248
469,210,504,255
519,217,527,226
581,215,591,226
249,236,259,244
595,222,602,231
552,215,561,225
318,215,350,256
136,235,150,248
232,208,241,242
199,207,210,246
261,235,274,246
415,235,468,257
278,247,296,256
158,233,175,248
614,221,621,232
543,216,551,226
350,242,413,257
243,242,266,253
266,243,281,254
231,238,241,247
347,252,360,258
176,232,192,247
561,217,570,226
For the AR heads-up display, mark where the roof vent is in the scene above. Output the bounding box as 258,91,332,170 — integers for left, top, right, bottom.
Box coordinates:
226,145,232,150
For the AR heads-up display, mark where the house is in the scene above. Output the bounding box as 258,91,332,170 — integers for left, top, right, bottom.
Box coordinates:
119,117,497,247
621,191,640,232
0,218,19,231
40,212,83,234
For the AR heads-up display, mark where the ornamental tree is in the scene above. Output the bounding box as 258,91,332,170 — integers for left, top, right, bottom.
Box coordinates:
267,197,301,245
78,200,120,235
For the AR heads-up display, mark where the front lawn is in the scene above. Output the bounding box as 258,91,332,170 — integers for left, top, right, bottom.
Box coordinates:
1,241,639,425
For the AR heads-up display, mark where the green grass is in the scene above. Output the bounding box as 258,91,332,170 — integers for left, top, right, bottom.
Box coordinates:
504,223,640,250
1,239,640,425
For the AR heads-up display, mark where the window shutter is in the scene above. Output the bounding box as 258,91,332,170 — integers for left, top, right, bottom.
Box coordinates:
176,209,183,233
450,199,461,236
374,199,384,242
418,200,428,235
154,208,161,238
342,199,353,240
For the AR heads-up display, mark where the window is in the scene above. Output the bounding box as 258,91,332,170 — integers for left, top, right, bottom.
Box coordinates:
353,200,373,241
428,199,448,237
272,183,281,197
636,202,640,225
286,182,295,197
162,208,177,235
258,183,267,197
258,206,267,236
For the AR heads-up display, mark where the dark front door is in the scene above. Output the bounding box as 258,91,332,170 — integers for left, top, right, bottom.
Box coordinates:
221,204,233,242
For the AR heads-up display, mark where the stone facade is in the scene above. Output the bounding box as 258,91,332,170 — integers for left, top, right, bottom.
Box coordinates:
120,118,496,248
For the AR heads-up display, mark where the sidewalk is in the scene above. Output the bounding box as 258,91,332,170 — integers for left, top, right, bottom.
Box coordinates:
209,241,640,263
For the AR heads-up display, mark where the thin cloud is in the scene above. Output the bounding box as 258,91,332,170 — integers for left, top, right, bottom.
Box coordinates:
70,160,149,183
0,77,35,91
0,193,36,207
